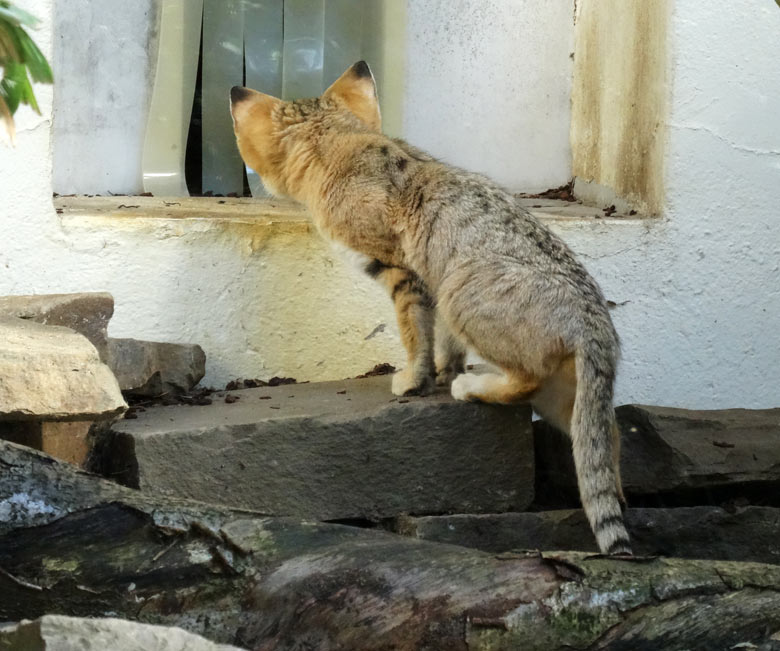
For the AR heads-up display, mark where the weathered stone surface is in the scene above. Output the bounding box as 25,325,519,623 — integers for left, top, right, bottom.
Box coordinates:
0,292,113,361
0,420,93,465
103,375,534,519
397,506,780,564
0,439,229,536
0,317,126,422
0,616,244,650
3,440,780,651
107,337,206,396
535,404,780,503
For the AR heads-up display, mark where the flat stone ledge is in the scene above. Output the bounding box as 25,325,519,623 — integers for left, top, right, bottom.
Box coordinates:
103,374,534,520
56,196,312,233
535,404,780,502
55,195,645,230
396,506,780,565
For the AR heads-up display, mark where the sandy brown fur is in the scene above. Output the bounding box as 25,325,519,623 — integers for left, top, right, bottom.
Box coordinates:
230,63,631,555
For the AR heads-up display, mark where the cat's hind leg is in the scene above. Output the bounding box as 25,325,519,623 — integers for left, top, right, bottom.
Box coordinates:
451,368,539,405
434,313,467,387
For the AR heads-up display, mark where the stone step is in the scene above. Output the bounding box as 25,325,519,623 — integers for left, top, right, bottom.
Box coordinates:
102,375,533,520
395,506,780,565
535,404,780,505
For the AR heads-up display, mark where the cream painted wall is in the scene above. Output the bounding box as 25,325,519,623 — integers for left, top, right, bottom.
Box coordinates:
2,0,780,408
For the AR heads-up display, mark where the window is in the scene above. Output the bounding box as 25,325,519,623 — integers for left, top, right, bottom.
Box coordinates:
53,1,579,200
54,0,405,198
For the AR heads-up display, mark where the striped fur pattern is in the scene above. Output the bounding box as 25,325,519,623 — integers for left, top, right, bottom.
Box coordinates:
230,62,631,555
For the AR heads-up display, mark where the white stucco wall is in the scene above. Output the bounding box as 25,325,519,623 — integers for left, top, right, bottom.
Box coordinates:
558,0,780,408
2,0,780,408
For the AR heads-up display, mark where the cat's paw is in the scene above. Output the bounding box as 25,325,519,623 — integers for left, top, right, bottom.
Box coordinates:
435,364,464,387
450,373,481,402
434,350,465,387
392,368,435,397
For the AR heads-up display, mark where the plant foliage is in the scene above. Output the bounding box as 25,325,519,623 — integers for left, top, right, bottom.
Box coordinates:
0,1,53,141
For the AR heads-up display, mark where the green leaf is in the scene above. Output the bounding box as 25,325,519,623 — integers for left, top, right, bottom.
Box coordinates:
0,1,52,131
0,80,21,116
0,3,40,29
15,27,52,82
0,60,40,114
0,23,21,61
0,92,16,142
1,62,25,113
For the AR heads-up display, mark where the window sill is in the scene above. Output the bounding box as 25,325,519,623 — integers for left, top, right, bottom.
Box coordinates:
54,195,646,231
56,196,312,234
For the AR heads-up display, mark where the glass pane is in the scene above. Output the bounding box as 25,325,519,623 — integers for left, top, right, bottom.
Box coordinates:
142,0,203,196
201,0,244,196
244,0,284,197
323,0,364,87
282,0,325,99
362,0,405,138
144,0,405,197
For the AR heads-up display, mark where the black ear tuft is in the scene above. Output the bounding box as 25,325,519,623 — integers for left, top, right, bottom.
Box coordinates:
230,86,252,104
351,61,372,79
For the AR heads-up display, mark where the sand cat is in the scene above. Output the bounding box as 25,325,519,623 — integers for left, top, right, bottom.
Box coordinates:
230,61,631,555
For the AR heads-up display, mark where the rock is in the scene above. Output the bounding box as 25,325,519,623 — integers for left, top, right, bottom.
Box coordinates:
0,439,230,537
3,439,780,651
0,292,113,362
107,337,206,396
396,506,780,564
0,616,245,650
0,420,93,466
100,374,534,519
534,404,780,504
0,317,126,422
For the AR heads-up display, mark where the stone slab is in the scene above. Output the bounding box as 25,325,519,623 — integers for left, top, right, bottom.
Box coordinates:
0,317,126,422
0,292,113,362
105,375,534,520
107,337,206,396
0,420,93,466
0,615,244,651
399,506,780,564
535,404,780,503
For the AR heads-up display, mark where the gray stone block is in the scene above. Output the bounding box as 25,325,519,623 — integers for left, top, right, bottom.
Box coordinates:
399,506,780,564
535,404,780,502
107,337,206,396
105,375,533,520
0,292,113,362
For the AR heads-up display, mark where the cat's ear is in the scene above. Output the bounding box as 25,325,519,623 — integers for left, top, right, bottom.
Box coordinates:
322,61,381,131
229,86,281,129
